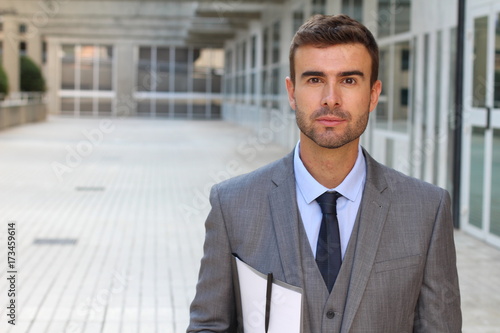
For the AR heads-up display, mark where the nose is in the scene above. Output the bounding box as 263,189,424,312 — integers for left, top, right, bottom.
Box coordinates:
321,83,341,108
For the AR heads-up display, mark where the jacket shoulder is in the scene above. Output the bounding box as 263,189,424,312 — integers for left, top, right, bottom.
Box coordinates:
364,150,448,203
213,151,293,197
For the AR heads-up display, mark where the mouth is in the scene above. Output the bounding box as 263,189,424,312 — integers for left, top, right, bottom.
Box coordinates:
315,116,346,127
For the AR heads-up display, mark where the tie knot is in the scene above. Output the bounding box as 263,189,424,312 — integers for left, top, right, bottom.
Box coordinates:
316,191,342,215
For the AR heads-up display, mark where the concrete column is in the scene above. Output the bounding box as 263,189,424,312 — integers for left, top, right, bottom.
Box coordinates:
114,42,136,117
2,16,20,95
46,38,60,114
363,0,379,36
26,28,43,67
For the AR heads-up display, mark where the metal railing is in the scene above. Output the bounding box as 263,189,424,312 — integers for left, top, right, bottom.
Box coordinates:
0,92,45,107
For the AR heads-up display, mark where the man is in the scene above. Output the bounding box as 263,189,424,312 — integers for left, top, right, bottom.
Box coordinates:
188,14,461,332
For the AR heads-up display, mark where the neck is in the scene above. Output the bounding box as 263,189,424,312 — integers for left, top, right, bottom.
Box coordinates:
299,134,359,189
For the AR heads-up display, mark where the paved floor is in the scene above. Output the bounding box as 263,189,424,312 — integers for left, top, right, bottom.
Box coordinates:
0,116,498,333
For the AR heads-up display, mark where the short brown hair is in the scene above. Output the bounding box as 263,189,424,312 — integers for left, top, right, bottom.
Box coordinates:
289,14,379,86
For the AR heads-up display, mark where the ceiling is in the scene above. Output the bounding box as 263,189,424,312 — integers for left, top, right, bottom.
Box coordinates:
1,0,285,47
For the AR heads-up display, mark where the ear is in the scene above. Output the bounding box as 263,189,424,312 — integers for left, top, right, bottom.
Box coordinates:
369,80,382,113
285,76,296,110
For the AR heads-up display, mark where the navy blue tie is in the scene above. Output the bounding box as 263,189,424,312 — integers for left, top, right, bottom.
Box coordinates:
315,191,342,293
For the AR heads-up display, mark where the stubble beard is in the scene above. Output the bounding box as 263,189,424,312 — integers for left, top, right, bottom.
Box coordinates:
295,101,369,149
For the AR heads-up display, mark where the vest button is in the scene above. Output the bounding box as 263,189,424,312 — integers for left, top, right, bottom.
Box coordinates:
326,310,335,319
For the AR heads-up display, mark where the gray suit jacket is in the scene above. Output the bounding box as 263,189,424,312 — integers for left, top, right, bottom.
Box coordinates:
187,149,461,332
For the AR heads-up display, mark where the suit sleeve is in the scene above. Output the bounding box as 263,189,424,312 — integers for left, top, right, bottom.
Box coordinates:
414,190,462,332
187,184,238,333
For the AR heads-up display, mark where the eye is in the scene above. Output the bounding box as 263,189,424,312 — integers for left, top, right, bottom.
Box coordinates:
343,77,356,85
307,77,322,84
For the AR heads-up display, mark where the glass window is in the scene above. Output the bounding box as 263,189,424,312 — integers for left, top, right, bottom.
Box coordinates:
378,0,410,38
174,100,189,117
251,36,257,69
19,23,27,34
250,73,256,96
409,36,418,176
211,70,222,94
193,99,207,119
469,127,485,229
433,31,443,185
342,0,363,22
386,138,395,168
20,42,27,56
393,41,410,131
137,47,152,92
473,16,488,107
293,8,304,34
79,45,95,90
420,34,430,179
225,50,233,75
210,49,224,94
239,75,246,95
175,48,189,92
60,97,75,112
98,46,113,91
225,50,233,96
394,0,411,34
272,22,280,64
98,99,112,115
494,14,500,108
241,42,247,72
376,41,411,132
376,46,390,128
447,28,457,193
193,48,207,93
210,100,222,118
263,27,269,67
42,41,47,64
312,0,326,15
272,68,280,95
137,100,151,115
61,45,75,90
156,100,169,116
80,97,93,114
353,0,363,22
261,69,268,95
377,0,391,38
157,47,170,92
491,129,500,236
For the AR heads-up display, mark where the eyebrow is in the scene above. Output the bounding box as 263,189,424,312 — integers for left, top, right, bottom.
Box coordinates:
339,70,364,78
300,70,365,79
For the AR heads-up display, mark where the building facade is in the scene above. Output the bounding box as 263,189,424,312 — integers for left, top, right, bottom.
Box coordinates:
0,0,499,248
221,0,500,248
0,1,224,119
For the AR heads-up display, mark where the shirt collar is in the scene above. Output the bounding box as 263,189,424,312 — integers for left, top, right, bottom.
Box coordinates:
293,141,366,204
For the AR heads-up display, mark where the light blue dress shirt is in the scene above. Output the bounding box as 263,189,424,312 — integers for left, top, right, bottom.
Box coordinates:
293,141,367,259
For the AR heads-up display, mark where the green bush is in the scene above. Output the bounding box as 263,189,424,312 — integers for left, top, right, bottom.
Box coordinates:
0,65,8,97
20,56,46,92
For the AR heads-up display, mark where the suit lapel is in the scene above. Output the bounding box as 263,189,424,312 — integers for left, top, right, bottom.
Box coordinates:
268,152,304,288
340,150,391,333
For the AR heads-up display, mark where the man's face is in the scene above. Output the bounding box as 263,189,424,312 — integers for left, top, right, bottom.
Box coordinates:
286,43,382,150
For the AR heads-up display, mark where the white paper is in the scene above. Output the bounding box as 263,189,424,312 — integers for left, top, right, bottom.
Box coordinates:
234,256,302,333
